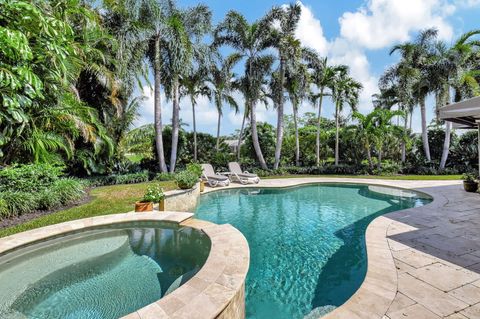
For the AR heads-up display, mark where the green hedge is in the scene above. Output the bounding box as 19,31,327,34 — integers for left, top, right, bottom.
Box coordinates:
85,172,150,187
0,164,85,218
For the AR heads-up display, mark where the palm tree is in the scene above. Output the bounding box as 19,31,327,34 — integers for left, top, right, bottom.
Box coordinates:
331,67,362,166
214,11,274,169
434,30,480,169
158,2,212,172
265,3,302,169
130,0,169,172
180,65,210,161
207,54,242,151
390,29,438,162
311,58,340,166
285,62,311,166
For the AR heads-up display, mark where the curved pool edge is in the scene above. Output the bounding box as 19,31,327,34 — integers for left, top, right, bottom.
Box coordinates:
0,212,250,319
201,177,458,319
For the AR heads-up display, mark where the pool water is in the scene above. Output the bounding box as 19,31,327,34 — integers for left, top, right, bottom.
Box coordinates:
195,184,431,319
0,222,211,319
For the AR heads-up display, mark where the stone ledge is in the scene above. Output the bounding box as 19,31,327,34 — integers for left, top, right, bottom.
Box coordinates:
0,212,250,319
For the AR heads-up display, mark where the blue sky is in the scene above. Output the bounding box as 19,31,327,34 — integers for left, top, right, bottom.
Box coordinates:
134,0,480,135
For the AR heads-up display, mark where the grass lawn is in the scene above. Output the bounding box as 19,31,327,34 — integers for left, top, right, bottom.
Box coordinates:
263,174,462,181
0,181,176,238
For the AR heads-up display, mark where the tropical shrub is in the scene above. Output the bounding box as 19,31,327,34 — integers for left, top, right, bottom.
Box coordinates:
0,191,38,217
0,164,63,192
175,170,199,189
186,163,202,179
85,172,149,187
155,172,176,181
0,164,84,217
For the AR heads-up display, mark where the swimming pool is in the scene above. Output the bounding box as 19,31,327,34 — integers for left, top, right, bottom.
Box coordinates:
0,222,211,319
195,183,431,319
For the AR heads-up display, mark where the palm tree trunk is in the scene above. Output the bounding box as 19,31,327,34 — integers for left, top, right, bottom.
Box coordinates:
335,102,340,166
316,88,324,166
293,104,300,166
440,121,451,170
273,101,284,169
401,113,407,163
154,36,167,172
440,89,452,170
250,101,268,169
273,57,286,170
236,108,247,160
192,100,197,161
216,109,221,152
377,148,382,170
367,146,373,169
420,97,431,162
169,76,180,173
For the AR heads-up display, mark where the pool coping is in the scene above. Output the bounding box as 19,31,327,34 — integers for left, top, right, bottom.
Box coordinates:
200,178,459,319
0,212,250,319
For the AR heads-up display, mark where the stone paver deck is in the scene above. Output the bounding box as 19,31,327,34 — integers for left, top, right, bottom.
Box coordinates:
204,178,480,319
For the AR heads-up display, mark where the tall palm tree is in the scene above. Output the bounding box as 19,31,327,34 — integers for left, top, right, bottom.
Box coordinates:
214,11,274,169
331,67,362,166
285,61,311,166
390,29,438,162
180,68,210,161
311,58,341,166
158,2,212,172
132,0,169,172
207,54,242,151
434,30,480,169
265,3,302,169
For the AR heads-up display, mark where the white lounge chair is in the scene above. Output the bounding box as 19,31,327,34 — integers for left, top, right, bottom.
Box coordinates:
228,162,260,185
201,164,230,187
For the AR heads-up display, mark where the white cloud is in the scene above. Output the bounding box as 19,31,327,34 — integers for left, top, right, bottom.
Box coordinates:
454,0,480,7
295,3,329,55
339,0,454,50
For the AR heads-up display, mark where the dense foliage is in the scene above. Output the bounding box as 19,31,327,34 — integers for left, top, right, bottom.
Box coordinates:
0,164,84,217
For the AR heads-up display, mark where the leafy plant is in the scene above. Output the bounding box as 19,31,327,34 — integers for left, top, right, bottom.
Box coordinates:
155,172,176,181
142,184,165,203
462,173,477,182
0,164,63,192
186,163,203,179
175,170,199,189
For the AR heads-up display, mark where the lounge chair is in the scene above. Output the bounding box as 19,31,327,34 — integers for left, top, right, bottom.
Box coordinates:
228,162,260,185
201,164,230,187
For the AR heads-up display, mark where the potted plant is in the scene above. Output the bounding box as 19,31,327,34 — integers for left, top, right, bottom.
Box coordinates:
135,184,165,212
462,173,478,192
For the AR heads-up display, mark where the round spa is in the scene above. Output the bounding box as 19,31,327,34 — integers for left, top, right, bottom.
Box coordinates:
0,221,211,319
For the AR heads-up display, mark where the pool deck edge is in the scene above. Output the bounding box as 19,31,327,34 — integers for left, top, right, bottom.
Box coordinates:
202,178,480,319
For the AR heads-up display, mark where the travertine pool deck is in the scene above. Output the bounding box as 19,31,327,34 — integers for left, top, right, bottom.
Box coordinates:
204,178,480,319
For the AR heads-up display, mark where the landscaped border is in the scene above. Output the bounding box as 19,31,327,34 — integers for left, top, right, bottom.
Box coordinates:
201,178,450,319
0,212,250,319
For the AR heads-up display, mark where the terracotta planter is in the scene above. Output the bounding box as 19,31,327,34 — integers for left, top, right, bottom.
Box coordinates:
135,201,153,212
463,181,478,193
159,199,165,211
200,181,205,192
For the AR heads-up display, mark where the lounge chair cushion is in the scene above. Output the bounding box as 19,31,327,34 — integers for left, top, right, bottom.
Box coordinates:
201,164,228,181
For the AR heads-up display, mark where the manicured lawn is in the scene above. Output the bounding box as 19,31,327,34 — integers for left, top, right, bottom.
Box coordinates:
0,181,176,238
264,174,462,180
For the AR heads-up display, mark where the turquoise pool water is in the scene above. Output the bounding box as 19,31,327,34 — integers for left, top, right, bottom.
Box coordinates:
0,222,211,319
195,184,431,319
